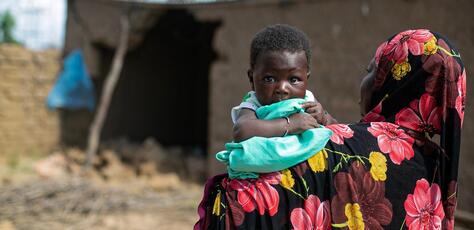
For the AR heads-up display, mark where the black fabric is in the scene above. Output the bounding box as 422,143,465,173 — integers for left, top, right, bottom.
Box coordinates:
195,29,465,230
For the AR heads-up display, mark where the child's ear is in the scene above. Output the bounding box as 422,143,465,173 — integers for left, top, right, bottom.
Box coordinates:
306,71,311,79
247,69,255,90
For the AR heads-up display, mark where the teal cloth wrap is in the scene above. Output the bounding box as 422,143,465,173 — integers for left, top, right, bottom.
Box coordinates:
216,98,333,179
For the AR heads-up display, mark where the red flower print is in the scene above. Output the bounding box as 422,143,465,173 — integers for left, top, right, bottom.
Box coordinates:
443,181,457,230
383,29,433,64
367,122,415,165
362,103,385,122
395,93,441,135
374,41,391,88
374,41,388,65
293,161,308,177
404,179,445,230
226,189,245,226
229,172,281,216
423,39,462,107
326,124,354,145
291,195,331,230
331,162,393,229
456,70,466,125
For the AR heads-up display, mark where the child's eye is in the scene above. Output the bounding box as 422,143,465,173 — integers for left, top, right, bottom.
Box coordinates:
263,76,275,83
289,77,301,84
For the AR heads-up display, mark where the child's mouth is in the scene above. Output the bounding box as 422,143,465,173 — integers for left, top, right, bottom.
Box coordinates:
273,97,289,102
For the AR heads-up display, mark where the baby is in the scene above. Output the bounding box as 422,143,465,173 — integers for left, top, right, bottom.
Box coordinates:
232,24,337,142
217,24,337,179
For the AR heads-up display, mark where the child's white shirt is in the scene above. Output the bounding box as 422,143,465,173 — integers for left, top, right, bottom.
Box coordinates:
231,90,316,124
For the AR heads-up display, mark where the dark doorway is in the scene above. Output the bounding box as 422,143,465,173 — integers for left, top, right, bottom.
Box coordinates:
96,9,220,154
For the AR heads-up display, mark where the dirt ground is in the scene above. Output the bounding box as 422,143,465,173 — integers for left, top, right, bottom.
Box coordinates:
0,147,204,230
2,146,473,230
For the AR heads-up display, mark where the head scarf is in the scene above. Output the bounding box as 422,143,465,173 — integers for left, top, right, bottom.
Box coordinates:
362,29,466,228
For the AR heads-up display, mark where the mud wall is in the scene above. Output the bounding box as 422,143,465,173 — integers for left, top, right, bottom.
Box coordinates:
0,45,60,156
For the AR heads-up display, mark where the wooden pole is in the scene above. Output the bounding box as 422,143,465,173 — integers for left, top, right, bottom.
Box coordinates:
84,13,130,169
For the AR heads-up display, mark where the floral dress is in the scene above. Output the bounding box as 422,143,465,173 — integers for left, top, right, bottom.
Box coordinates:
195,29,465,230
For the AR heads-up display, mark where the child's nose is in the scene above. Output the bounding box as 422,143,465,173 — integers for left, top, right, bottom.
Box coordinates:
275,81,290,94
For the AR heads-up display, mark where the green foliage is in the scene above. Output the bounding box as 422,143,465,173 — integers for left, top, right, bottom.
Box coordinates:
0,10,19,44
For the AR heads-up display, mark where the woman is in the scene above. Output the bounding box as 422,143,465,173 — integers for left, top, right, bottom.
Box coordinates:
195,29,466,230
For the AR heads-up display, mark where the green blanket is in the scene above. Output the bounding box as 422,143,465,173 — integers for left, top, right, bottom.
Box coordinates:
216,98,332,179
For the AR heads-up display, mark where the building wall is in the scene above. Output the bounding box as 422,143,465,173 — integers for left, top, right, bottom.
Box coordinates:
62,0,474,212
193,0,474,211
0,45,60,156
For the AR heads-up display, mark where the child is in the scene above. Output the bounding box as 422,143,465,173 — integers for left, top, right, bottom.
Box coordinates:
232,24,337,142
217,24,337,179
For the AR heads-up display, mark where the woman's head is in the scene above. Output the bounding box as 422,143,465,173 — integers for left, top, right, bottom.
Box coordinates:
360,31,466,221
359,58,376,117
248,24,312,105
360,29,466,135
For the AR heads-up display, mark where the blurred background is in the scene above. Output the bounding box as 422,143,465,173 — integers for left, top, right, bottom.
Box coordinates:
0,0,473,229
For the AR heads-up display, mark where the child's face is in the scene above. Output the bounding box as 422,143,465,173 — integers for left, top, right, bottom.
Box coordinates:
248,50,309,105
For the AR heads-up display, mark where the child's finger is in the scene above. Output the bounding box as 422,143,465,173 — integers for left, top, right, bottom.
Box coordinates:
311,119,320,128
301,102,317,108
305,107,316,114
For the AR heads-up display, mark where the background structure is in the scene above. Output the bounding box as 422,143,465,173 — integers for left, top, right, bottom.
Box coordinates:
4,0,473,217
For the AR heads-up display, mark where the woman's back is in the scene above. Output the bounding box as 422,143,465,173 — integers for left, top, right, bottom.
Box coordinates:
199,122,435,229
196,29,465,230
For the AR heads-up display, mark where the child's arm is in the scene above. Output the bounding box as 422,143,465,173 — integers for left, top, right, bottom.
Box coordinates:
301,101,338,125
233,108,319,142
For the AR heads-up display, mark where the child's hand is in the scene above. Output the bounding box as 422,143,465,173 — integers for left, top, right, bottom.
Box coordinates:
301,101,326,124
288,113,320,134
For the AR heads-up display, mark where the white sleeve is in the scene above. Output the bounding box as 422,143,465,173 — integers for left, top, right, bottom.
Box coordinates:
231,102,258,124
305,90,316,102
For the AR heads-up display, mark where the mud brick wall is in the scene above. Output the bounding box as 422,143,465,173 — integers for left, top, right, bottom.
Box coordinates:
0,45,60,156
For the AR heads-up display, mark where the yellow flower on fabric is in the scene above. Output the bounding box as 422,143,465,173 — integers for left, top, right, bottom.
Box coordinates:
391,60,411,80
308,149,328,173
345,203,365,230
212,191,221,216
280,169,295,190
369,151,387,181
424,36,438,55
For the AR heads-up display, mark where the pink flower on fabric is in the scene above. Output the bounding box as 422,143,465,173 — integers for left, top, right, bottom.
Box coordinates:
423,38,462,108
395,93,441,134
290,195,331,230
229,172,281,216
362,103,385,122
404,179,445,230
367,122,415,165
293,161,308,177
383,29,433,64
326,124,354,145
456,70,466,125
374,41,388,65
443,181,457,230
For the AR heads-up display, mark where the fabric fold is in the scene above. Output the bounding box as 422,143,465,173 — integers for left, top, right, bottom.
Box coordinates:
216,98,332,179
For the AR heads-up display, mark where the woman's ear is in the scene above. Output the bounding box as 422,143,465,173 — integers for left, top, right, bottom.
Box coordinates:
247,69,255,90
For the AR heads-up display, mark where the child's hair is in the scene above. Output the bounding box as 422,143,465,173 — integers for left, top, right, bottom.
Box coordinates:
250,24,312,69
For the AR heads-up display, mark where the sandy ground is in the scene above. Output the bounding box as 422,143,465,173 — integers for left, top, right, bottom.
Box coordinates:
2,152,473,230
0,153,204,230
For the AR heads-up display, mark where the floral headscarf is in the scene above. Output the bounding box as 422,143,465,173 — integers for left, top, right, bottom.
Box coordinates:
362,29,466,229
